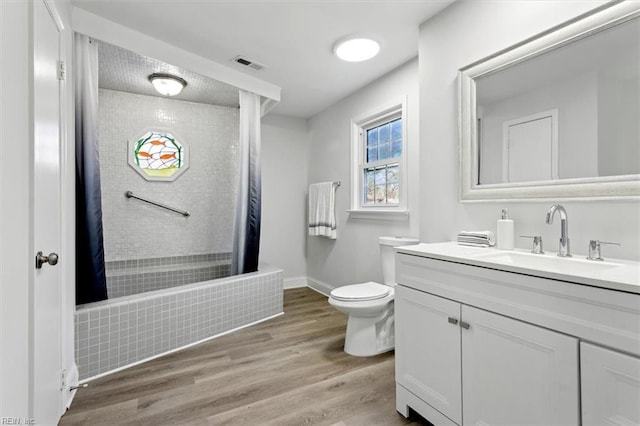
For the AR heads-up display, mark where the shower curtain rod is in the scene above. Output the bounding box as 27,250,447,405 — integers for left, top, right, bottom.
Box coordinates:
125,191,190,217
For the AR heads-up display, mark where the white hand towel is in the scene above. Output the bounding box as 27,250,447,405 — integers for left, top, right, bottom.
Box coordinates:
308,182,337,239
457,230,495,247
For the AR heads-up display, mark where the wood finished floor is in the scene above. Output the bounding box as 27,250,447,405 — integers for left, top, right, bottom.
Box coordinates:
60,287,428,426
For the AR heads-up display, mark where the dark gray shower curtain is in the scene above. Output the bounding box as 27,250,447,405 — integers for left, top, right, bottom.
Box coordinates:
232,90,262,275
75,33,108,304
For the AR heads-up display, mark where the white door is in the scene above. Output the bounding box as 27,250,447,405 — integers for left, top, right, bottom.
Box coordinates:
395,286,462,425
581,342,640,425
461,305,579,426
502,110,558,183
33,0,63,423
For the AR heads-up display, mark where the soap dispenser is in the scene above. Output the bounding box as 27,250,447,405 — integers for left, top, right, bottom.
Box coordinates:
497,208,514,250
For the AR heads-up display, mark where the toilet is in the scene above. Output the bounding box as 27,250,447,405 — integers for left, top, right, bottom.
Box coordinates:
329,236,420,356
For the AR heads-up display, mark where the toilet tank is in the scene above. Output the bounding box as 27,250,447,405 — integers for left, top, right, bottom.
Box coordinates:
379,236,420,285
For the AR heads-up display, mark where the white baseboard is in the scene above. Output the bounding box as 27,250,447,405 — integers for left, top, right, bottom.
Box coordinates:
282,276,334,296
306,277,335,296
283,276,308,289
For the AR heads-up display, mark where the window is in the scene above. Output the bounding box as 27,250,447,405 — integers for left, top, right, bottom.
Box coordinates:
350,97,408,219
363,118,402,206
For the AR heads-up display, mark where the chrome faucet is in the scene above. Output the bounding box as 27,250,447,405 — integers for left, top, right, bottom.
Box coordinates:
546,205,571,257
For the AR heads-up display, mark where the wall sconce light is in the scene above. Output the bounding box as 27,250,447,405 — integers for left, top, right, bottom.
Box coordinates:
148,73,187,96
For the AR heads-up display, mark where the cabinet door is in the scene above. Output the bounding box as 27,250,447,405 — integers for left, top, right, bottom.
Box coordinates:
461,305,579,426
396,285,462,424
581,342,640,425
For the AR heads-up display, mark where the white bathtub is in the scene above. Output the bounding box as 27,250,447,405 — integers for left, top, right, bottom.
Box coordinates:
75,264,283,381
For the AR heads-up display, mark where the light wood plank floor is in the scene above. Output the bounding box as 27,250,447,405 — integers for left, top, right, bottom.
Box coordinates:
60,288,429,426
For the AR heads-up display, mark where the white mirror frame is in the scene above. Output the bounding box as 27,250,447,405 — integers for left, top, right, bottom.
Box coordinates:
459,1,640,202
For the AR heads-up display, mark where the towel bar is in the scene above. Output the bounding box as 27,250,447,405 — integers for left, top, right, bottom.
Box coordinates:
125,191,190,217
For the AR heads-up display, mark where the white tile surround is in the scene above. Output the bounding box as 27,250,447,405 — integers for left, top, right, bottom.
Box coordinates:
105,253,232,298
75,266,283,380
98,89,240,262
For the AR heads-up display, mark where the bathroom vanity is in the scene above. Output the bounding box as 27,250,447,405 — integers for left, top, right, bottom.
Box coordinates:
394,242,640,426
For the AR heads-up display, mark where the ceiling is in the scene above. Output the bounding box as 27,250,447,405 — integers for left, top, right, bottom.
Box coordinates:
98,40,240,108
72,0,455,118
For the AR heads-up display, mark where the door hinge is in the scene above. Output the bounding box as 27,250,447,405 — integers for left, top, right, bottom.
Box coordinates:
57,60,65,81
60,369,67,391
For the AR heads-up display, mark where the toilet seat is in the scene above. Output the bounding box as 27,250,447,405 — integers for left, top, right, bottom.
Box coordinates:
330,282,390,302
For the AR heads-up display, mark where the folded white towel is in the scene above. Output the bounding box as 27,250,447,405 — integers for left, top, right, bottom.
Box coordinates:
308,182,337,239
457,230,495,247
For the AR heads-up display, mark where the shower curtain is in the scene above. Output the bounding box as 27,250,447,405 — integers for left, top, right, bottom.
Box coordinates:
75,33,108,304
232,90,262,275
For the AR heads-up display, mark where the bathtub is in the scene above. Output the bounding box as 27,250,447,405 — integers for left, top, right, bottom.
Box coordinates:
75,264,283,381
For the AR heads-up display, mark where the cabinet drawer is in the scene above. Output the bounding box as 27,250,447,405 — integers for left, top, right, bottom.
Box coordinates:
396,253,640,356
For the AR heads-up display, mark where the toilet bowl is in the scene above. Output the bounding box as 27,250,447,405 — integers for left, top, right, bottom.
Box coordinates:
328,236,420,356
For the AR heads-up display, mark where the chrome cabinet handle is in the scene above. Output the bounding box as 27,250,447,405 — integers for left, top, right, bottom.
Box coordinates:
36,251,59,269
449,317,470,329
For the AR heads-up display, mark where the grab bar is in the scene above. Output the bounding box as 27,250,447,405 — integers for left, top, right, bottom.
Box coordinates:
125,191,190,217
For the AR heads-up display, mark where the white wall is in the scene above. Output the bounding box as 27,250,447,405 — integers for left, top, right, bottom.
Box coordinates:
598,74,640,176
306,58,420,290
480,71,599,183
260,114,310,285
419,0,639,261
98,89,239,261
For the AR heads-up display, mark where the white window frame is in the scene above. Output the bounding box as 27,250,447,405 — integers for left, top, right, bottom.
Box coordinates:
348,96,409,220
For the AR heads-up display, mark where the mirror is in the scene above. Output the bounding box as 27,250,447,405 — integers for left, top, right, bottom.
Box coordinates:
459,2,640,201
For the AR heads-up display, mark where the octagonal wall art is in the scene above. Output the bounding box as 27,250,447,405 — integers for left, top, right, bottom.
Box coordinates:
128,129,189,181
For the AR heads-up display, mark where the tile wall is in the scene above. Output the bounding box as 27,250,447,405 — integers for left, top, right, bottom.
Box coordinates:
98,89,240,262
75,266,283,380
105,253,232,298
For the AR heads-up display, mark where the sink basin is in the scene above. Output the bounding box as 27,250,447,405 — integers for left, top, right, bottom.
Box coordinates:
472,251,621,275
396,242,640,292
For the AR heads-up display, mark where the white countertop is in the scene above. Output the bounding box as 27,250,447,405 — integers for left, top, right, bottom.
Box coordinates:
396,242,640,294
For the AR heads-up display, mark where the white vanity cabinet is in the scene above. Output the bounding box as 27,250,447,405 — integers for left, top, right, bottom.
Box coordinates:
395,286,462,425
581,342,640,425
396,286,579,426
394,246,640,426
461,304,578,425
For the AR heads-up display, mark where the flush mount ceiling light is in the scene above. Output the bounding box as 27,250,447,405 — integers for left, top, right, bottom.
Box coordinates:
148,73,187,96
334,37,380,62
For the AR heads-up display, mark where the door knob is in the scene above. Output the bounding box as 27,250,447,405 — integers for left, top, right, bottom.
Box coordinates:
36,251,59,269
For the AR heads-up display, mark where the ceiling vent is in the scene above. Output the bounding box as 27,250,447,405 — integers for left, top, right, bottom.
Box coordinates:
232,56,266,71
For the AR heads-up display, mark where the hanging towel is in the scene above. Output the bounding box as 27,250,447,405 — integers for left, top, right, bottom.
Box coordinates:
308,182,337,239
